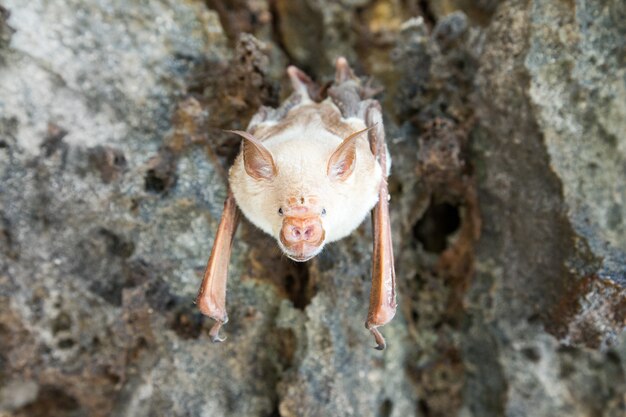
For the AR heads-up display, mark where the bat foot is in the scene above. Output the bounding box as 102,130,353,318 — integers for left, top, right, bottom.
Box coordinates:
287,65,315,100
335,56,356,83
367,325,387,350
362,77,384,99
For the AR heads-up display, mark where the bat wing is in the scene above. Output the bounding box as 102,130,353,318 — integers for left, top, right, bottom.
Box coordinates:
365,102,396,350
329,58,397,350
196,191,240,342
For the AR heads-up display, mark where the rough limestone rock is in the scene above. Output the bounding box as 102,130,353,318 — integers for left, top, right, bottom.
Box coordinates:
0,1,624,416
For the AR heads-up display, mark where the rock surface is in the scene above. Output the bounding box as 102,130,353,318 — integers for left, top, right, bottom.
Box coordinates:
0,1,624,416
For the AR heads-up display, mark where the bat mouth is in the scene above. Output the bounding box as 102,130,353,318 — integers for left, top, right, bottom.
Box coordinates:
286,252,316,262
279,235,325,262
280,240,324,263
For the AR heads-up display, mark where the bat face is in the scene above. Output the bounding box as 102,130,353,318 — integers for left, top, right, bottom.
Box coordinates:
228,108,383,262
278,194,326,262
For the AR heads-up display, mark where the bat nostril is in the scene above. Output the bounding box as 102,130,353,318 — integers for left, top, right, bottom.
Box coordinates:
282,219,323,245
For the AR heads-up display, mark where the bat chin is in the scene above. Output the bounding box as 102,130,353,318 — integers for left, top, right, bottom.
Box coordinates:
286,253,316,262
279,242,324,262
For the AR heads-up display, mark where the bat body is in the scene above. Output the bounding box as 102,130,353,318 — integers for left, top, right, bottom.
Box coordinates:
197,58,396,349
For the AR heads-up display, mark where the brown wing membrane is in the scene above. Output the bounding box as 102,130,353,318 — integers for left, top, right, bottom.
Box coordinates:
196,191,240,342
329,57,397,350
365,102,397,350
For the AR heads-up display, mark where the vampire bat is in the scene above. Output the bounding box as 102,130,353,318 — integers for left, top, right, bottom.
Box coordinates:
196,58,396,349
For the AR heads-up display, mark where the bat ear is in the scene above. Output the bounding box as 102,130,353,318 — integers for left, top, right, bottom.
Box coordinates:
227,130,277,180
327,126,373,181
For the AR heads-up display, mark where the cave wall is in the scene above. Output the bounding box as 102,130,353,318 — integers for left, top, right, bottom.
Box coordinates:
0,1,624,416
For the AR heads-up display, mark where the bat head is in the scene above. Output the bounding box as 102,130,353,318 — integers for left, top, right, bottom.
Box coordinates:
228,125,380,262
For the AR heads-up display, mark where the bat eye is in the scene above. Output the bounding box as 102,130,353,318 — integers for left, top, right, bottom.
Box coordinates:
321,208,327,217
278,207,284,216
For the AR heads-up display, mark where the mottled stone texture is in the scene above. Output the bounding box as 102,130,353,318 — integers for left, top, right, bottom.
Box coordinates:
0,1,624,417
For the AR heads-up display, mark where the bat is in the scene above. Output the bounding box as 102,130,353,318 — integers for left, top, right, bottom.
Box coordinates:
196,57,396,349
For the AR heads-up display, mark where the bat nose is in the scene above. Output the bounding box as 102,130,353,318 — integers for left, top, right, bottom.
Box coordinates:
279,216,325,261
282,218,322,244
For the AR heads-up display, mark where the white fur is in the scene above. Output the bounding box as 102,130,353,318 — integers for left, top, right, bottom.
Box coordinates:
229,105,384,252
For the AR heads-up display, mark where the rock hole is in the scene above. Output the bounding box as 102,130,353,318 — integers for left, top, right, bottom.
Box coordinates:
413,202,461,253
418,0,436,27
418,398,430,416
521,346,541,362
84,285,121,310
144,274,178,312
40,123,68,157
128,336,150,362
106,371,121,385
144,150,178,194
527,313,542,324
284,262,313,310
77,230,138,306
206,0,256,41
113,153,125,166
17,385,82,416
98,228,135,258
1,213,19,260
276,327,297,368
144,169,167,193
559,360,576,379
164,298,177,310
57,338,75,349
606,203,622,228
51,312,72,334
88,146,127,183
266,401,281,417
379,398,393,417
171,310,204,340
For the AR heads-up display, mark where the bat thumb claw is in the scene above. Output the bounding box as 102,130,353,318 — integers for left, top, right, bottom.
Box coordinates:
211,334,227,343
209,321,227,343
367,325,387,350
